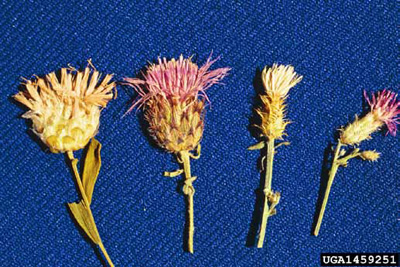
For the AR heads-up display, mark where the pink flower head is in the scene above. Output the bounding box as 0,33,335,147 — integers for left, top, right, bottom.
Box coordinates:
365,89,400,135
124,55,230,112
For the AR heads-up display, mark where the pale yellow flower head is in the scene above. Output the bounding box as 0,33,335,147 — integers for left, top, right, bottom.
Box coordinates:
261,64,303,99
257,64,302,140
14,65,115,153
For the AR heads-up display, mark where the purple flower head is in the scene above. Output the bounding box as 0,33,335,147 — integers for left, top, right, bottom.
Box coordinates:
124,55,230,112
365,89,400,135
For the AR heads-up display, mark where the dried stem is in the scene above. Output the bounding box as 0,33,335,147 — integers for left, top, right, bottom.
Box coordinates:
66,151,114,267
179,151,195,253
257,138,275,248
313,140,342,236
67,151,90,206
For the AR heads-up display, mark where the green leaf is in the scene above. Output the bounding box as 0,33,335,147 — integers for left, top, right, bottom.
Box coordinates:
68,201,101,244
82,138,102,204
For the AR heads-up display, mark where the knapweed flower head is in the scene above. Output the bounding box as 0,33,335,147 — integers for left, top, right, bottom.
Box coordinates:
125,55,230,153
256,64,302,140
14,64,115,153
340,90,400,146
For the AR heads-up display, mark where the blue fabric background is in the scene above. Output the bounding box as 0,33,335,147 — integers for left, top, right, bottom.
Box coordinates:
1,1,398,266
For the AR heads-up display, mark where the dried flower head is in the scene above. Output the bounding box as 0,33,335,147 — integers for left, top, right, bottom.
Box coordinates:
257,64,302,140
340,90,400,145
125,55,230,153
14,65,115,153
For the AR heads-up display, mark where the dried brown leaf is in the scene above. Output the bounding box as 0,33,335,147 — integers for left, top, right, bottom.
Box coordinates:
68,201,101,244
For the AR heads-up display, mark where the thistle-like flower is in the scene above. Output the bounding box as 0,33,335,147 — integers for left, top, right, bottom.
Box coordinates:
256,65,303,140
125,55,230,253
248,64,302,248
14,63,116,266
313,90,400,237
14,66,115,153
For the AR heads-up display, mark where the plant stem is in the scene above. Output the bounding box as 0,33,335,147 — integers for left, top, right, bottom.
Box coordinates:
66,151,114,267
67,151,90,206
179,151,195,254
99,241,114,267
313,140,342,236
257,138,275,248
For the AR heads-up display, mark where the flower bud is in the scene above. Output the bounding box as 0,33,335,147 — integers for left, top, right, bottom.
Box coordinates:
360,150,380,161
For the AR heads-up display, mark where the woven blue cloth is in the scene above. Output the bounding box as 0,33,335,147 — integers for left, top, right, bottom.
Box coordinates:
1,1,398,266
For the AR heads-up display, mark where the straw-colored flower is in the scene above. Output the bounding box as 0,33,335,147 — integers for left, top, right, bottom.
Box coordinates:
125,55,230,253
340,90,400,145
14,66,115,153
257,64,302,140
249,64,302,249
262,64,303,98
14,62,116,266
